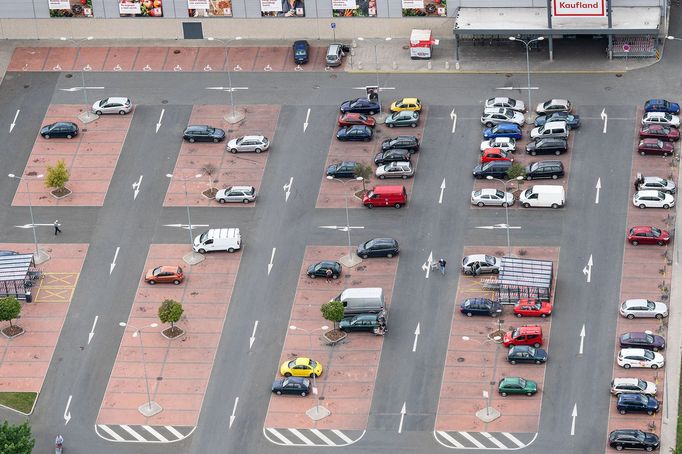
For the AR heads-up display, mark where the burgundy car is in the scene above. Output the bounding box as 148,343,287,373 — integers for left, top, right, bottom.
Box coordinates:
627,226,670,246
639,124,680,142
338,113,376,128
620,332,665,351
638,138,674,156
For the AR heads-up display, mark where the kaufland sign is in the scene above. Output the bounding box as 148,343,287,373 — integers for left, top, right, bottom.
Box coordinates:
553,0,605,16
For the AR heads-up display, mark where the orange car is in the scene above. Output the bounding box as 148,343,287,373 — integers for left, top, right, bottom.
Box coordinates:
145,266,184,285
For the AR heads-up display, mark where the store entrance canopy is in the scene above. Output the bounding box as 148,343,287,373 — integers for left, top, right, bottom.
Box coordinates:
497,257,553,304
0,254,36,301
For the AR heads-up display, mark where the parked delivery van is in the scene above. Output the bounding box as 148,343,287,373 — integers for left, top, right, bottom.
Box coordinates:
363,185,407,209
193,228,241,253
519,185,565,209
335,287,385,315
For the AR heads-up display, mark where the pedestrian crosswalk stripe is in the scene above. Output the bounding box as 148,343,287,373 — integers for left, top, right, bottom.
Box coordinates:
266,428,293,445
289,428,314,445
310,429,335,445
437,431,465,448
331,429,353,444
459,431,486,448
121,425,146,442
142,425,167,442
98,424,125,441
481,432,507,449
501,432,525,448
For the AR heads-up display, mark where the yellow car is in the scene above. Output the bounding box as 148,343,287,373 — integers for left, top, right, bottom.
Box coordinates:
390,98,422,112
280,357,323,378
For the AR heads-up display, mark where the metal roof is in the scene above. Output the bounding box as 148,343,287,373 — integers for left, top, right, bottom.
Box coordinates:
499,257,553,289
0,254,34,282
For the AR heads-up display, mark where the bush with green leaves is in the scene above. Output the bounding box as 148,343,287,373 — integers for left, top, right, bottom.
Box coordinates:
0,421,35,454
507,162,526,181
320,300,344,330
0,297,21,328
45,159,70,191
158,299,184,329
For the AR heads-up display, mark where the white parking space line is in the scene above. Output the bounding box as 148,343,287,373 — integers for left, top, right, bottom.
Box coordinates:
481,432,507,448
266,428,293,445
459,431,486,448
501,432,526,448
437,431,465,448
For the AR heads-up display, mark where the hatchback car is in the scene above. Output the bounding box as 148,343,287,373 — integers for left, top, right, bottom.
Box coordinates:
226,135,269,153
40,122,79,139
381,136,420,153
525,138,568,156
534,111,581,129
481,148,513,163
483,123,523,140
472,160,513,179
144,266,184,285
215,185,257,204
617,393,659,415
641,111,681,128
480,137,516,153
632,190,675,209
503,325,543,348
460,298,503,317
610,378,657,397
513,299,553,318
525,160,564,180
385,111,419,128
620,332,665,351
338,113,376,128
337,125,373,141
339,312,386,332
484,97,525,112
292,40,310,64
481,108,524,127
507,345,547,365
374,149,411,166
536,99,572,114
461,254,500,275
184,125,226,143
390,98,422,112
356,238,399,258
272,377,311,396
627,226,670,246
644,98,680,114
470,188,514,207
638,138,674,157
620,299,668,319
92,97,132,115
639,124,680,141
376,161,414,179
325,43,348,67
635,175,676,194
617,348,664,369
280,357,323,377
340,98,381,115
608,429,660,452
498,377,537,396
326,161,358,178
307,261,342,279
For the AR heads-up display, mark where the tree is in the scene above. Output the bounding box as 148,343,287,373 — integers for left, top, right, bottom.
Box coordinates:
0,421,35,454
507,162,526,181
354,163,373,193
44,159,70,191
158,299,183,329
320,300,344,330
0,297,21,328
200,163,218,192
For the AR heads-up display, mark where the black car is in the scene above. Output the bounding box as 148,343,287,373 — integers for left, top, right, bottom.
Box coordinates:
534,112,581,129
608,429,660,451
525,138,568,156
336,125,373,142
507,345,548,364
617,393,659,415
619,332,665,351
307,261,342,279
293,40,310,64
272,377,311,396
339,312,386,332
381,136,420,153
40,122,79,139
340,98,381,115
356,238,399,258
525,160,564,180
374,149,411,166
460,298,503,317
326,161,358,178
472,161,512,179
183,125,226,143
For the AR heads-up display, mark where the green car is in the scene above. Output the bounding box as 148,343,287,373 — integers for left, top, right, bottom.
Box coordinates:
498,377,538,397
385,111,419,128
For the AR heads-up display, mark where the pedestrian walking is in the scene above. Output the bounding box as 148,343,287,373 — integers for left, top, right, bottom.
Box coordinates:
472,262,481,277
438,258,447,276
54,220,62,235
325,268,333,283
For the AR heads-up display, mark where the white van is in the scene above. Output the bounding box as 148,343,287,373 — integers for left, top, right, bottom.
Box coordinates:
193,228,241,253
519,185,565,208
335,288,385,315
530,121,569,140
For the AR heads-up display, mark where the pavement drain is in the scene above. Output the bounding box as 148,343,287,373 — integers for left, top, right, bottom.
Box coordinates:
23,84,30,89
65,74,73,78
457,357,465,363
162,100,168,104
174,49,181,54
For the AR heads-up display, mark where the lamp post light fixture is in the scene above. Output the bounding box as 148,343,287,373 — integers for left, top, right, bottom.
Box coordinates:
166,173,205,265
667,36,682,42
289,325,330,421
485,175,524,258
508,36,544,124
60,36,96,124
356,37,392,117
206,37,244,124
8,173,50,264
119,321,161,417
326,176,364,268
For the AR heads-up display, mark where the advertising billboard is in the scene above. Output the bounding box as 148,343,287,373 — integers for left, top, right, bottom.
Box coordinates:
332,0,376,17
401,0,445,17
119,0,164,17
49,0,94,17
553,0,604,16
261,0,305,16
188,0,233,16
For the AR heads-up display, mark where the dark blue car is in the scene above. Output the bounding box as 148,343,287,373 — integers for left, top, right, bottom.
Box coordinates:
534,112,581,129
293,40,310,64
336,125,373,142
617,393,659,415
644,99,680,114
483,123,523,140
340,98,381,115
460,298,503,317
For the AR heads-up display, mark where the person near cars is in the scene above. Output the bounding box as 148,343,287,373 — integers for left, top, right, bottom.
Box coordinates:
325,268,333,283
635,174,644,191
374,313,387,335
438,258,447,275
472,262,481,276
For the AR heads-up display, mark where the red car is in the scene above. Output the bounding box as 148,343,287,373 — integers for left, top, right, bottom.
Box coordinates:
481,148,513,164
338,112,376,128
639,124,680,142
145,266,184,285
513,299,553,318
503,325,543,348
638,138,674,156
627,226,670,246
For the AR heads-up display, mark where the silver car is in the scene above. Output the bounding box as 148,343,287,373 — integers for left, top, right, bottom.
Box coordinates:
215,186,257,204
480,108,524,127
471,188,514,207
92,97,132,115
480,137,516,153
461,254,501,275
375,161,414,179
635,175,676,194
484,97,525,112
226,135,270,153
619,299,668,319
641,112,681,128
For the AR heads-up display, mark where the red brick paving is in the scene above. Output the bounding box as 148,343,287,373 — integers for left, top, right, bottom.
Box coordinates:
97,244,241,426
264,246,398,430
436,246,559,433
163,48,199,72
132,48,169,72
253,47,287,72
224,47,258,72
73,48,109,72
7,47,48,72
103,47,138,72
43,47,77,72
194,47,227,72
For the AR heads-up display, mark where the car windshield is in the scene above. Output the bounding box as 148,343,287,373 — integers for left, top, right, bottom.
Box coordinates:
198,232,208,242
350,100,362,107
529,163,539,172
637,379,647,389
645,334,654,342
484,255,496,265
206,127,215,133
657,191,666,199
99,98,109,104
646,300,655,310
495,190,505,198
511,328,520,338
473,190,482,197
651,227,661,236
643,350,654,360
152,266,162,276
664,114,672,120
358,114,367,121
295,49,306,56
517,378,526,387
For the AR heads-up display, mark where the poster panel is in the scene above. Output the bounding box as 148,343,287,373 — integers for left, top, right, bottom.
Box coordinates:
119,0,164,17
261,0,305,17
49,0,94,17
401,0,445,17
189,0,233,17
332,0,376,17
553,0,604,16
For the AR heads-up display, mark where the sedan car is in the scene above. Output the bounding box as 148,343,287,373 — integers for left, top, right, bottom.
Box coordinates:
92,97,132,115
472,161,512,179
226,135,269,153
536,99,572,114
390,97,422,112
617,348,664,369
470,188,514,207
337,125,373,141
340,98,381,115
293,40,309,64
498,377,537,397
215,185,256,204
272,377,311,396
638,138,674,156
40,122,78,139
461,254,500,275
307,261,342,279
525,138,568,156
635,175,676,194
610,378,657,397
639,124,680,141
627,226,670,246
374,149,411,166
534,111,581,129
483,123,523,140
326,161,358,178
608,430,660,452
618,394,660,416
381,136,420,153
644,98,680,114
525,160,564,180
480,108,525,127
513,299,553,318
339,312,386,332
620,299,668,319
338,113,376,128
507,345,547,365
485,97,525,112
641,111,681,128
184,125,225,143
385,111,419,128
481,148,513,163
460,298,503,317
357,238,399,258
620,332,665,351
280,357,323,377
632,190,675,209
480,137,517,153
376,161,414,179
144,266,184,285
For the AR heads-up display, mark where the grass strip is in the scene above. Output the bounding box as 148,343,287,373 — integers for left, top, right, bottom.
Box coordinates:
0,392,37,414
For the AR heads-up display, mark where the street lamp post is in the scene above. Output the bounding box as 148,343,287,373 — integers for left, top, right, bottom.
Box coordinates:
667,36,682,42
485,176,524,258
206,37,244,124
8,173,50,264
508,36,544,124
60,36,96,123
326,176,364,268
356,37,392,116
289,325,329,421
166,173,204,265
119,322,161,417
462,335,502,422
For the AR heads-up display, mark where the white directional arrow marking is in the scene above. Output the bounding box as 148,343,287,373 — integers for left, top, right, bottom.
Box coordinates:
352,86,395,90
570,404,577,435
110,247,120,275
156,109,165,133
476,224,522,230
268,248,276,275
421,251,435,278
249,320,258,350
595,178,601,204
16,223,53,229
88,316,98,345
438,179,446,204
450,109,457,134
132,175,143,200
601,108,608,134
64,395,72,425
303,108,310,132
412,323,420,352
579,324,585,355
59,86,105,92
9,109,19,133
164,223,209,230
582,254,593,283
398,402,406,434
205,86,249,92
319,225,364,231
496,86,539,90
229,397,239,429
283,177,293,202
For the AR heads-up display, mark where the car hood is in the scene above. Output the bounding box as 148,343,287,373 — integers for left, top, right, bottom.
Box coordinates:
472,164,484,173
340,101,352,111
40,125,51,133
643,433,661,445
306,264,317,274
214,129,226,138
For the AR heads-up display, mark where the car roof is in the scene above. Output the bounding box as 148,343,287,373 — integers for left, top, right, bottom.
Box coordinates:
546,99,569,105
293,40,308,46
515,325,542,333
480,188,502,195
464,254,494,262
613,378,640,386
240,135,265,140
369,237,397,244
187,125,210,130
490,137,512,143
623,299,651,306
645,111,671,117
642,176,666,183
621,348,650,355
101,96,129,103
399,97,419,103
630,226,654,233
157,265,179,272
490,97,513,103
635,190,665,197
226,185,255,192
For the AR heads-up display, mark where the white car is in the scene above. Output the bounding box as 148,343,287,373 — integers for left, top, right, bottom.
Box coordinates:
471,188,514,207
92,97,132,115
610,378,657,397
481,108,525,127
619,299,668,319
375,161,414,179
484,97,525,112
480,137,516,153
617,348,664,369
536,99,572,114
215,185,257,204
226,135,270,153
632,190,675,209
641,112,680,128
